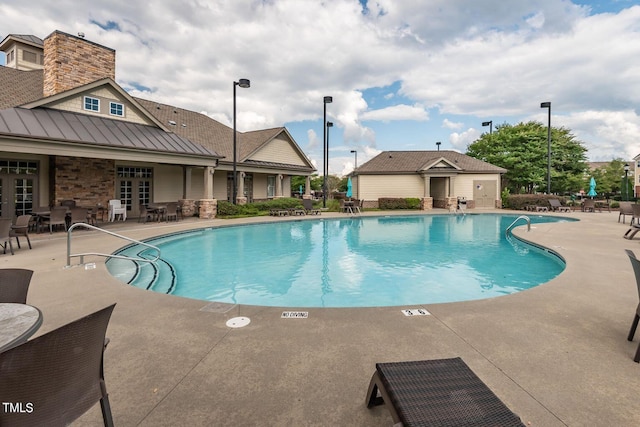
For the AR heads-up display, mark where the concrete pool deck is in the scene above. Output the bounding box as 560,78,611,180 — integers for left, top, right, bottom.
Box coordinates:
2,208,640,426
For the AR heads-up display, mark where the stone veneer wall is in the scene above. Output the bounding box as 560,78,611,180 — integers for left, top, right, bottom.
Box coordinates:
54,157,115,207
199,199,217,219
43,31,116,97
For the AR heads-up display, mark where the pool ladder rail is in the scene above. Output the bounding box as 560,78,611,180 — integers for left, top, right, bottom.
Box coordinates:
506,215,531,236
65,222,160,268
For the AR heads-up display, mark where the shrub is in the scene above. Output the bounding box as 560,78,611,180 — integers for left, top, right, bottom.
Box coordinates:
378,198,421,210
216,198,303,218
506,194,569,210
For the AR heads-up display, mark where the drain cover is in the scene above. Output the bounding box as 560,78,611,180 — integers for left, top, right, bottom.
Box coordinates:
226,317,250,328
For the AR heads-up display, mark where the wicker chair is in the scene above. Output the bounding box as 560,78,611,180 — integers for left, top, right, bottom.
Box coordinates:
625,250,640,362
10,214,32,249
0,268,34,303
0,304,116,426
0,218,15,255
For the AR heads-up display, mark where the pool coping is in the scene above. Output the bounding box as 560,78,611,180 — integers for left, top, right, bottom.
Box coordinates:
3,208,640,426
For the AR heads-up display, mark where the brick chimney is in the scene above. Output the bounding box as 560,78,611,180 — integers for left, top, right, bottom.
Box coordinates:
43,30,115,97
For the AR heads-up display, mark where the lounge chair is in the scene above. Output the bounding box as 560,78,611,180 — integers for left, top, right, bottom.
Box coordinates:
10,214,32,249
302,199,321,215
0,268,34,303
0,304,116,426
108,199,127,222
623,223,640,240
165,202,179,221
625,250,640,362
619,202,634,223
366,357,525,426
70,207,90,226
548,199,571,212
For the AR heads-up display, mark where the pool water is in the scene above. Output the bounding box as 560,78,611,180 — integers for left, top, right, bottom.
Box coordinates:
107,214,571,308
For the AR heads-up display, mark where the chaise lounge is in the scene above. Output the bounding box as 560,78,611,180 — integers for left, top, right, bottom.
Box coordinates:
548,199,571,212
366,357,525,426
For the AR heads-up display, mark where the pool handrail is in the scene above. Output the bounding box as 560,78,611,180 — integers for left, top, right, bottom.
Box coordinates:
66,222,160,267
506,215,531,235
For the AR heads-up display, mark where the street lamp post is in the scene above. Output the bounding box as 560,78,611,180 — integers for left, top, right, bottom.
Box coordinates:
232,79,250,204
322,96,333,208
350,150,358,169
436,141,441,151
540,102,551,194
325,121,333,198
624,163,630,201
482,120,493,135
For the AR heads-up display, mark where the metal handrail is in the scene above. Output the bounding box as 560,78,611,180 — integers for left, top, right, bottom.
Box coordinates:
66,222,160,267
505,215,531,235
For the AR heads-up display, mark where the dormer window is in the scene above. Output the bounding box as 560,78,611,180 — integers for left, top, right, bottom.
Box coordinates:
84,96,100,112
110,102,124,117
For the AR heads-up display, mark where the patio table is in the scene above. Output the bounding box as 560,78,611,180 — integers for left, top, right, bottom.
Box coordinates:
0,303,43,352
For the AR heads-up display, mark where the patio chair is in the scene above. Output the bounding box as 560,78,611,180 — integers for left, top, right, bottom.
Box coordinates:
619,202,634,223
138,204,156,223
366,357,525,426
70,207,90,226
625,250,640,362
108,199,127,222
582,199,597,212
0,218,15,255
631,204,640,226
0,268,34,303
302,199,321,215
10,214,32,249
41,206,68,233
0,303,116,427
165,202,179,221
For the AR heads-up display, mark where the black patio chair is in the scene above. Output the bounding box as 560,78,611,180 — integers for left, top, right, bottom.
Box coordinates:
0,268,34,303
0,303,116,426
625,250,640,362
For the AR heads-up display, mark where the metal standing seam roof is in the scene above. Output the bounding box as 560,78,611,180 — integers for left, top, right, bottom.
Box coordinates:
356,150,507,174
0,107,219,157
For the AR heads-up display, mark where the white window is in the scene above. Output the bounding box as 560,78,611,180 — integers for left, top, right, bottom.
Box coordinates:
84,96,100,112
110,102,124,117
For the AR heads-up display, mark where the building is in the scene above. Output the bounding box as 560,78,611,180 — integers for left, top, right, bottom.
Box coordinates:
0,31,315,219
352,150,506,209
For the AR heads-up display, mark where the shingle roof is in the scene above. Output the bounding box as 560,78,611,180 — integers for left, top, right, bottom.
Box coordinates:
0,34,44,50
357,150,507,174
0,67,43,109
0,107,218,157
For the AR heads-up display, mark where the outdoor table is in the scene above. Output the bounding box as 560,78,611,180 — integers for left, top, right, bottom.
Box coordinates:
147,204,167,222
0,303,43,352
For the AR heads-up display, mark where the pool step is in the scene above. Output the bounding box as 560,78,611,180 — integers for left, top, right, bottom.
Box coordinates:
107,246,176,294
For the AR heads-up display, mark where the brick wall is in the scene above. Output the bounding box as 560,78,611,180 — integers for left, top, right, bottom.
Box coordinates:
54,157,115,207
43,31,115,97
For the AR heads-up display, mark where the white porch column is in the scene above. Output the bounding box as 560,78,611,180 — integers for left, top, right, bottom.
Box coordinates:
238,172,245,198
423,174,431,197
204,166,215,199
276,174,283,197
183,166,192,199
305,176,311,198
449,175,456,196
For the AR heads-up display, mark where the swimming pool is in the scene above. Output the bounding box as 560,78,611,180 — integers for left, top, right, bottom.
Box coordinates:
106,214,571,308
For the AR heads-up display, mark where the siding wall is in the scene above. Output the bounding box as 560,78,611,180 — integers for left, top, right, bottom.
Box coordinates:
48,87,151,125
359,175,424,200
454,174,501,200
250,136,306,166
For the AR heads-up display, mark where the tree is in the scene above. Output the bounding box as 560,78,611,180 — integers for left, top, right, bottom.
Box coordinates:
589,159,628,197
466,121,588,194
291,174,323,193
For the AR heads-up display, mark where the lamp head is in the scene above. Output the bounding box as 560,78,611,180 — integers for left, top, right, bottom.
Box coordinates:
236,79,250,88
482,121,492,126
350,150,356,154
540,102,551,108
326,121,334,127
624,163,630,172
324,96,333,104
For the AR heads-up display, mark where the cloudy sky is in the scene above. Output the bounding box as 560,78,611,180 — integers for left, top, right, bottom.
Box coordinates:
2,0,639,175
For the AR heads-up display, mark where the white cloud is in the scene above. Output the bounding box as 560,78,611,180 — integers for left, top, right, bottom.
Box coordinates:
442,118,463,130
449,128,481,151
361,104,429,122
